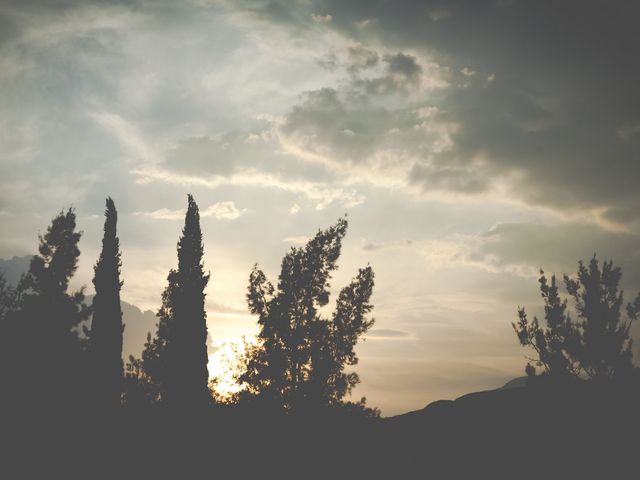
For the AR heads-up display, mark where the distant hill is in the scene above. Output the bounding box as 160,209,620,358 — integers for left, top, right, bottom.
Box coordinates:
0,255,31,286
0,255,157,360
378,380,640,476
500,376,528,389
84,294,158,360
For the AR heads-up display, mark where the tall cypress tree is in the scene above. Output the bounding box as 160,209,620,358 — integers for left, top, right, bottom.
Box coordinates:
147,194,211,407
176,194,211,406
90,197,124,409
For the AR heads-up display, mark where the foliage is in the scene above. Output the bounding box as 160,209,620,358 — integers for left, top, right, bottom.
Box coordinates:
129,195,211,407
514,255,639,381
0,272,17,323
123,352,161,407
239,217,376,411
2,208,91,408
90,198,124,408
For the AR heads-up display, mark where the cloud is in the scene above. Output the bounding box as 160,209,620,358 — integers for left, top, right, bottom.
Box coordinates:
346,44,379,73
366,329,413,339
288,203,301,214
362,239,413,252
201,201,246,220
90,111,159,164
224,0,640,226
132,166,365,210
311,13,332,23
282,236,309,244
460,67,476,77
415,221,640,289
473,222,640,286
272,73,474,199
409,162,490,195
134,201,245,221
1,1,145,48
429,8,453,22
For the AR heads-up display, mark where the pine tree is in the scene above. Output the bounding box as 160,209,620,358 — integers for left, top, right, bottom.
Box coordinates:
135,195,211,408
514,255,639,381
90,197,124,409
306,266,375,408
565,257,638,379
239,217,376,412
16,208,91,409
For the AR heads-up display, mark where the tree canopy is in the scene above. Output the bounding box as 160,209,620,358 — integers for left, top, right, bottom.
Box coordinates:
514,255,639,381
5,208,91,409
239,217,376,413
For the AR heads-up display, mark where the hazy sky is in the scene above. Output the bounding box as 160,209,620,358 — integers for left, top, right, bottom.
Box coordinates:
1,0,640,415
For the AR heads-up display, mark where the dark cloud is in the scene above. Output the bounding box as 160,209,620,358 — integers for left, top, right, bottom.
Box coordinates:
229,0,306,27
471,222,640,289
409,162,490,194
346,44,379,73
385,52,420,80
280,64,478,195
282,87,396,164
352,52,423,95
230,0,640,224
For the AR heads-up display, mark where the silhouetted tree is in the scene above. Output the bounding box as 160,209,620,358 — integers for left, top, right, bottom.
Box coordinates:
514,255,639,381
132,195,211,408
90,197,124,409
123,349,161,407
13,208,91,408
239,218,376,412
306,266,375,408
514,273,580,379
0,271,17,323
566,257,638,379
0,272,19,403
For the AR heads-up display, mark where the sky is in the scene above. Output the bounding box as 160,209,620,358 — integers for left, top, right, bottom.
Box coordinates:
1,0,640,415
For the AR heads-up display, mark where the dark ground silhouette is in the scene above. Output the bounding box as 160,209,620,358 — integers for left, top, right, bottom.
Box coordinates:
3,379,638,478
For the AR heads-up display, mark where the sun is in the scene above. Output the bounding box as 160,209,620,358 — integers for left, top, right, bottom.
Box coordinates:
207,338,246,399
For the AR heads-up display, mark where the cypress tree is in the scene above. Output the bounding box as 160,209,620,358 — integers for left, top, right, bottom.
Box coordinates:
90,197,124,409
143,194,211,408
172,194,211,406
